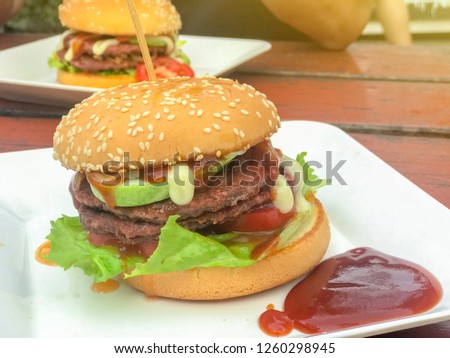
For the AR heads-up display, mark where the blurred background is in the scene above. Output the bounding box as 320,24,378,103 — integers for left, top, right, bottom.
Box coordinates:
1,0,449,43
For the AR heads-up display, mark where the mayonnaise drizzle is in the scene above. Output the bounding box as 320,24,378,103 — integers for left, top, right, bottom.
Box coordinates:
272,175,294,214
167,164,195,206
92,38,119,56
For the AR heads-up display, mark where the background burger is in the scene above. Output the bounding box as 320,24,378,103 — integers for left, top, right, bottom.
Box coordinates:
49,0,194,88
45,76,330,300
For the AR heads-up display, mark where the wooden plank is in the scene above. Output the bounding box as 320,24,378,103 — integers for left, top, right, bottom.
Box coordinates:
238,41,450,82
232,74,450,133
350,132,450,209
0,33,47,51
0,116,56,152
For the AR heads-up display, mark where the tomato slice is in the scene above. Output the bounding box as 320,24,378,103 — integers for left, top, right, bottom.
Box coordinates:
219,205,295,233
136,57,195,81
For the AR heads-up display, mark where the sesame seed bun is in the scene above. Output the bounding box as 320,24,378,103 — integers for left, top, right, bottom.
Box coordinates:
59,0,181,36
124,195,330,300
57,69,136,89
53,77,281,172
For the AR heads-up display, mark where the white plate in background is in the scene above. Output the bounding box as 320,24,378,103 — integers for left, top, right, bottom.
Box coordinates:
0,120,449,338
0,35,271,107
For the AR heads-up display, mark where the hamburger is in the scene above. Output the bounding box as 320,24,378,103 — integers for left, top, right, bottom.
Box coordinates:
48,0,194,88
45,76,330,300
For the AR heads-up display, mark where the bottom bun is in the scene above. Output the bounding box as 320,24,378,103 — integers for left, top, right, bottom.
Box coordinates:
124,196,331,300
57,70,136,88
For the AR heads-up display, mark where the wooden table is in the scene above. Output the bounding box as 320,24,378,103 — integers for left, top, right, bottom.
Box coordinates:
1,33,449,337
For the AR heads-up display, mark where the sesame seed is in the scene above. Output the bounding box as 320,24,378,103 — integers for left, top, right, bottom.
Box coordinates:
145,142,150,150
269,120,273,127
212,123,221,131
197,110,204,117
256,111,262,118
241,109,249,116
213,113,222,118
108,130,113,138
203,127,212,134
222,111,230,115
86,122,92,130
101,143,107,152
159,132,165,141
190,103,196,109
139,142,145,151
72,155,78,162
93,130,99,138
117,148,124,155
97,133,104,141
142,111,150,117
127,128,132,135
100,126,106,131
132,128,138,137
124,102,132,107
196,154,204,161
216,150,222,158
163,107,169,114
137,126,144,133
228,102,236,108
148,124,153,132
189,110,195,116
155,112,161,120
167,114,176,120
222,116,231,121
121,108,129,113
193,146,201,153
233,128,239,136
239,130,245,138
147,133,154,140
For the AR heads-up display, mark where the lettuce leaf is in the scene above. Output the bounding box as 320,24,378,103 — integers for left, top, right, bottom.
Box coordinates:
296,152,327,196
127,216,255,277
45,216,124,283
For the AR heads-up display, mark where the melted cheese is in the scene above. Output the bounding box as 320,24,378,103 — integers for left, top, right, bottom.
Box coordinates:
167,165,195,206
272,175,294,214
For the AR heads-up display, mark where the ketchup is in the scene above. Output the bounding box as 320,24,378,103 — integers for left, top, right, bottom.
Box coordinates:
91,279,120,294
259,247,443,336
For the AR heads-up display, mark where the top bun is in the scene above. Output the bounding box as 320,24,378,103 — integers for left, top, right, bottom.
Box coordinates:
53,77,281,172
59,0,181,36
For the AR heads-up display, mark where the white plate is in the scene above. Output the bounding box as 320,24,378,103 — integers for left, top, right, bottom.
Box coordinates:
0,35,271,107
0,120,449,338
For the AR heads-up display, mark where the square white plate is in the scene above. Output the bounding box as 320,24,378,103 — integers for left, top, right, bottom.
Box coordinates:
0,35,271,107
0,120,449,338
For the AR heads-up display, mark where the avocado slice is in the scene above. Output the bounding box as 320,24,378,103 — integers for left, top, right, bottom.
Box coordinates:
90,178,169,207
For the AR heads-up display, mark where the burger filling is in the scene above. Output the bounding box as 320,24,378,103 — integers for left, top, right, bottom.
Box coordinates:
44,143,326,283
48,30,193,78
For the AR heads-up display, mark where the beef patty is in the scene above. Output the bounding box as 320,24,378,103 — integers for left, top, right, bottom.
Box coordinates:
71,147,279,245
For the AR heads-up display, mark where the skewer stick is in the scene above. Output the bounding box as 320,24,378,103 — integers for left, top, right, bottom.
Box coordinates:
126,0,157,81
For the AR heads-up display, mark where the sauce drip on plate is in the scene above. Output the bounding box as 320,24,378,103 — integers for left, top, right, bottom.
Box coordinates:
35,241,57,266
91,279,120,294
259,247,443,336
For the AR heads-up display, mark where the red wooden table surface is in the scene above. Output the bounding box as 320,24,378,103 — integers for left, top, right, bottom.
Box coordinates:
1,33,449,337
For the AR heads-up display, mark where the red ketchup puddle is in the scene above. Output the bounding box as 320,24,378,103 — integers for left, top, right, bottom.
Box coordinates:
259,247,443,336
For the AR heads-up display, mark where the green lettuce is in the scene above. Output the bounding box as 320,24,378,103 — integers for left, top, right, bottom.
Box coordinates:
44,215,256,283
296,152,327,196
45,216,124,283
127,216,255,277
